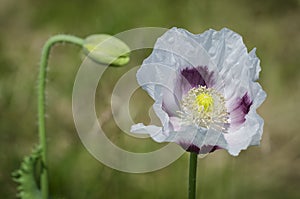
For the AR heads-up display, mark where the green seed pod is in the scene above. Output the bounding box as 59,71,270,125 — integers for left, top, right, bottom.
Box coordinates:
83,34,130,66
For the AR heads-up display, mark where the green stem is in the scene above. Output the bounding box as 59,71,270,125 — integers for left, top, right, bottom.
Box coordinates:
188,152,198,199
38,34,84,199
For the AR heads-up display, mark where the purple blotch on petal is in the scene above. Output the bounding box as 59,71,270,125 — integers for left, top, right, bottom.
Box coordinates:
180,142,221,154
229,93,253,127
176,66,215,97
180,66,215,88
240,93,253,114
181,67,207,87
186,144,200,154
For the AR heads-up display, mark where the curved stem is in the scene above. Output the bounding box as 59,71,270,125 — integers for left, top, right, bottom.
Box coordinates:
38,34,84,199
188,152,198,199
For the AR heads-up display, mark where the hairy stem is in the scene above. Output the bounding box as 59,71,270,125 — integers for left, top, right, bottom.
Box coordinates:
38,34,84,199
188,152,198,199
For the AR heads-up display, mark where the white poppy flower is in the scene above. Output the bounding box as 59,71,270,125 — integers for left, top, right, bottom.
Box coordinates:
131,27,266,156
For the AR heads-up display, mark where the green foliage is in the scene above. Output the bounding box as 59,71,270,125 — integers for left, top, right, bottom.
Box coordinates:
12,146,42,199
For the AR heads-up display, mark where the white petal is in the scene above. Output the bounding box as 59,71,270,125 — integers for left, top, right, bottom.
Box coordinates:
144,27,220,72
248,48,261,81
225,83,266,155
136,63,177,100
225,110,264,156
130,84,176,141
130,123,167,142
165,126,228,152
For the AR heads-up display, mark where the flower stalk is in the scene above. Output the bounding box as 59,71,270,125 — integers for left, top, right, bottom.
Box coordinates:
37,33,130,199
38,34,84,199
188,152,198,199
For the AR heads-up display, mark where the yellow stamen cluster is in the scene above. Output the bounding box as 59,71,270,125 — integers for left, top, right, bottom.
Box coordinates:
196,93,214,112
178,86,229,132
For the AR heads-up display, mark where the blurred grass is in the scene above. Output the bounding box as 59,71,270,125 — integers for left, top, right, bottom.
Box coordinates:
0,0,300,198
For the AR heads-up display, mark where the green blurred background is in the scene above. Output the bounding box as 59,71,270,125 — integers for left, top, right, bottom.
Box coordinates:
1,0,300,198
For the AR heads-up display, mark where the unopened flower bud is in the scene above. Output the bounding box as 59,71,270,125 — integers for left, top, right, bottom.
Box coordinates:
83,34,130,66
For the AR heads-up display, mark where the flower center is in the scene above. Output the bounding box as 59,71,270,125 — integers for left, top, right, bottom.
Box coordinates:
196,93,213,112
179,86,229,132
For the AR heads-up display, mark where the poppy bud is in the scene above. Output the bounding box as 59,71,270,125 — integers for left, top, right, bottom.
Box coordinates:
83,34,130,66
